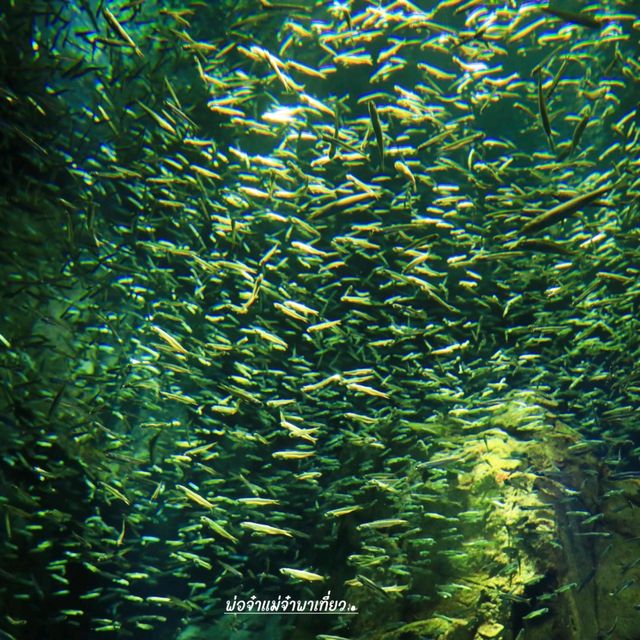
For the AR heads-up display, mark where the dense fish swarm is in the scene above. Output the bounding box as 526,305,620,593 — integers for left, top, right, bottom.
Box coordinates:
1,0,639,639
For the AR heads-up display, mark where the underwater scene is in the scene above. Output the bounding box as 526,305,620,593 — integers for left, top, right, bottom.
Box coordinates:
1,0,639,638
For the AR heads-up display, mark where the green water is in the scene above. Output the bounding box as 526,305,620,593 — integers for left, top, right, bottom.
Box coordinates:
1,1,639,639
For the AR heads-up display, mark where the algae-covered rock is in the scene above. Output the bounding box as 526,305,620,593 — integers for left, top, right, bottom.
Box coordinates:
356,393,611,640
476,621,504,638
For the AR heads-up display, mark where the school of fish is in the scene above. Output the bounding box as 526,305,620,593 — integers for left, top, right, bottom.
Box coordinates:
1,0,639,638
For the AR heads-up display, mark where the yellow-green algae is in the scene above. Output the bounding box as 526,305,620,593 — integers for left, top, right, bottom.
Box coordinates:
355,392,630,640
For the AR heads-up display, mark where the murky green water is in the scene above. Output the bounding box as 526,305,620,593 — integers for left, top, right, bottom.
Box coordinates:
1,1,639,639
